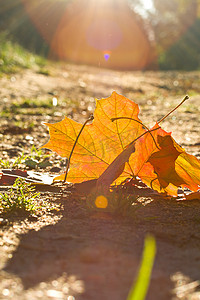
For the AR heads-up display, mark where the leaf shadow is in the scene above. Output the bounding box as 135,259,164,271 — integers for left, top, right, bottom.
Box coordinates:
3,197,200,299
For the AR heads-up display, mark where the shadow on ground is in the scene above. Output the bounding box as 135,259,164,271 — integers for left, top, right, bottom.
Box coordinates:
3,197,200,300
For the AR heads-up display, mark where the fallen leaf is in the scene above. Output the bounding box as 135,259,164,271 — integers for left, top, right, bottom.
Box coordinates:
0,169,56,187
42,92,146,183
42,92,200,196
132,124,200,195
185,192,200,201
0,169,28,185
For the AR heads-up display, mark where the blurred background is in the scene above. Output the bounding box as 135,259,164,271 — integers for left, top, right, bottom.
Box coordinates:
0,0,200,70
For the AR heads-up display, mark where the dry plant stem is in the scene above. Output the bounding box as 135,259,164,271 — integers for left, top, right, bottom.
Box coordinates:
129,126,161,145
111,117,160,150
157,95,189,124
63,115,94,183
112,95,189,150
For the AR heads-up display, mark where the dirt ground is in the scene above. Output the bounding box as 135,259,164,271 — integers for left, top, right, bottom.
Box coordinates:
0,63,200,300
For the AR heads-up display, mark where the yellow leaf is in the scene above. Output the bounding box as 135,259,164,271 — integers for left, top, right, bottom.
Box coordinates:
42,92,145,183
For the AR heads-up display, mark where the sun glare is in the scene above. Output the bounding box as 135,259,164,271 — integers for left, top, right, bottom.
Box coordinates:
20,0,156,70
95,195,108,209
132,0,154,17
141,0,153,11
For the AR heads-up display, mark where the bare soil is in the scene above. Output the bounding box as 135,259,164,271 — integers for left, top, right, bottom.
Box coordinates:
0,63,200,300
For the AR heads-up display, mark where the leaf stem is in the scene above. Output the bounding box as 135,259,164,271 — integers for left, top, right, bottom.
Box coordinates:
111,117,148,130
157,95,189,124
129,126,161,145
111,117,160,150
63,115,94,183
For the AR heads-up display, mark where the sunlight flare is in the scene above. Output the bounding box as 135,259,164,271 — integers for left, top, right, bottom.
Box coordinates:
95,195,108,209
21,0,155,70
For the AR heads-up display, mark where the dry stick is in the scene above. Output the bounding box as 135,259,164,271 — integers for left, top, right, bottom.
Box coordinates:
127,126,161,146
63,115,94,183
111,95,189,149
97,126,161,188
157,95,189,124
111,117,160,150
111,117,160,179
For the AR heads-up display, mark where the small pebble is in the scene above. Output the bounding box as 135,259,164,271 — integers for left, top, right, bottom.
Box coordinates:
0,218,9,226
50,167,62,173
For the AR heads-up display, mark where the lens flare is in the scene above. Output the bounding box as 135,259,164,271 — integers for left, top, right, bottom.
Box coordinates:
19,0,198,70
95,195,108,209
103,52,111,61
21,0,155,70
86,19,122,51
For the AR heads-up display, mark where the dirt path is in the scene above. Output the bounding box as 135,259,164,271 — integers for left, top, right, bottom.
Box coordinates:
0,64,200,300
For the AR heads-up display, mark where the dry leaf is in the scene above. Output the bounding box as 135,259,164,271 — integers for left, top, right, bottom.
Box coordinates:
42,92,200,197
42,92,145,183
132,124,200,195
185,192,200,201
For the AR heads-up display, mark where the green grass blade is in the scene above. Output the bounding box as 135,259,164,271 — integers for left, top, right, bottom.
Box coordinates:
127,235,156,300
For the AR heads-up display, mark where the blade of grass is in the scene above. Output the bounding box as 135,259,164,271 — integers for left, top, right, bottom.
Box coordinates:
127,235,156,300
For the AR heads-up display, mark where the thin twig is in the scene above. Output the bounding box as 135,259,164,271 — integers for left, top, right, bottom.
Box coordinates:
63,115,94,183
111,117,160,150
128,126,161,147
157,95,189,124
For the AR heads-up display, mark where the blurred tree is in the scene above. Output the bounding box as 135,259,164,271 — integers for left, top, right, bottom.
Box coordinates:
0,0,199,70
0,0,47,54
150,0,198,51
159,18,200,70
147,0,200,69
0,0,70,55
0,0,154,69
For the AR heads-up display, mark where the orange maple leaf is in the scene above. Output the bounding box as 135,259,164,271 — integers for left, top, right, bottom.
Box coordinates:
131,124,200,195
42,92,146,182
95,123,200,196
42,92,200,196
